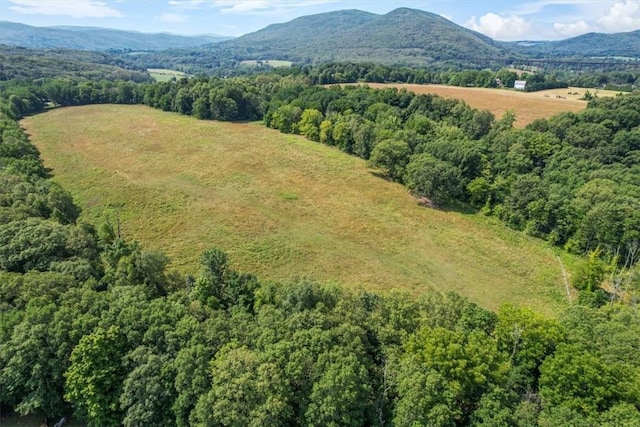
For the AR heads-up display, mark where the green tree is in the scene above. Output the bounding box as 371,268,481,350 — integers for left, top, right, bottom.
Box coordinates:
192,96,211,120
65,325,128,427
120,346,176,427
368,139,411,182
572,249,608,293
394,359,460,427
193,247,259,310
539,344,627,417
495,304,565,390
193,345,292,427
269,104,303,134
209,89,238,121
0,299,65,424
304,352,372,427
495,69,518,88
0,219,95,273
172,88,193,115
298,109,324,142
405,153,463,205
396,327,509,425
319,119,334,145
465,109,494,139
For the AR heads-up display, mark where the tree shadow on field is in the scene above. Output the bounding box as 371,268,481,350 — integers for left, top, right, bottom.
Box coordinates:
368,170,479,216
415,195,478,215
434,201,478,215
369,170,394,182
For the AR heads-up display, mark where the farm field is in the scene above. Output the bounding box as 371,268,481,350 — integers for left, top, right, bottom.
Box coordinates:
358,83,623,127
147,68,188,82
240,59,294,67
22,105,573,314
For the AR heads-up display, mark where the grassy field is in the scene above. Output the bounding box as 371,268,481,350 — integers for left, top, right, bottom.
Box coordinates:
240,59,294,67
22,105,575,314
358,83,623,127
147,68,188,82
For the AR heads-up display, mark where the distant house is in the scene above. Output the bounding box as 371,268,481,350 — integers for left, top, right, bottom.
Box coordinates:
514,80,527,90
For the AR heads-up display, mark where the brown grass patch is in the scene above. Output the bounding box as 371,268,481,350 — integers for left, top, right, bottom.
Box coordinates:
355,83,621,128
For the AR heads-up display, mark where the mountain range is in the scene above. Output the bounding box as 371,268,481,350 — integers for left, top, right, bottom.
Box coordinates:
2,8,639,68
499,30,640,58
211,8,510,64
0,21,231,51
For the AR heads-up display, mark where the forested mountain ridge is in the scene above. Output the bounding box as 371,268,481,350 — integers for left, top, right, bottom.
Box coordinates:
203,7,511,65
0,21,232,51
502,29,640,58
0,45,152,82
2,8,512,70
4,8,640,74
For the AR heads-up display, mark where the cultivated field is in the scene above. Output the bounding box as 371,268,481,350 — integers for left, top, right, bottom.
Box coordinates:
240,59,294,67
359,83,622,127
22,105,573,313
147,68,188,82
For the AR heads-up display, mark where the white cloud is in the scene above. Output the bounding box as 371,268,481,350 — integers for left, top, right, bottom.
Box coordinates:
598,0,640,32
214,0,270,13
157,12,189,23
466,13,532,40
554,20,591,37
212,0,337,14
510,0,602,16
8,0,122,18
168,0,207,9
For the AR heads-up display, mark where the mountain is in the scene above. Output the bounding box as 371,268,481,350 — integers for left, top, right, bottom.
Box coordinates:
206,8,512,65
501,30,640,58
0,21,232,51
0,45,151,82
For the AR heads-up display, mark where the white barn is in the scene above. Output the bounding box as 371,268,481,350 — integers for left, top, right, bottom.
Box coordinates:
514,80,527,90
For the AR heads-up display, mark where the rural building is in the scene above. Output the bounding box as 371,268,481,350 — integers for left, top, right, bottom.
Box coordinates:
514,80,527,90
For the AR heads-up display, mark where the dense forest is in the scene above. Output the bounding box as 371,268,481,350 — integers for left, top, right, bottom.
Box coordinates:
0,46,151,83
1,62,640,426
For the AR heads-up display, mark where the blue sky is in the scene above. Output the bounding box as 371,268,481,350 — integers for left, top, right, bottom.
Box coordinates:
1,0,639,40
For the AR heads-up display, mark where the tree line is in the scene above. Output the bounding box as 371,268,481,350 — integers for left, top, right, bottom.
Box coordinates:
3,71,640,281
257,79,640,277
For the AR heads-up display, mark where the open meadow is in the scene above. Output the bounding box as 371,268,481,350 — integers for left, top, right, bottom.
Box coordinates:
359,83,623,127
239,59,294,67
22,105,574,313
147,68,189,82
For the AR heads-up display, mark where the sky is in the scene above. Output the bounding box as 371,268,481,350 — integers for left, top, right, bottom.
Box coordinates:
1,0,639,41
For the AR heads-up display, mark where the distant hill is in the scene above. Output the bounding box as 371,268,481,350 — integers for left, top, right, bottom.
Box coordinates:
0,45,151,82
0,21,232,51
210,8,512,65
502,30,640,58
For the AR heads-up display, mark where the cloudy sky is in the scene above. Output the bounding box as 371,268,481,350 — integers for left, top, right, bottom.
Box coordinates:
1,0,639,40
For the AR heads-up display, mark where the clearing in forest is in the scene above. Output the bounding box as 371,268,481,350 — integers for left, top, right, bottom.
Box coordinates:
360,83,622,127
147,68,189,82
240,59,294,67
22,105,573,314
